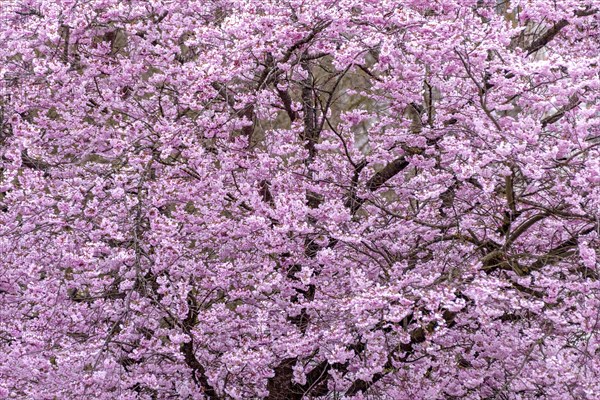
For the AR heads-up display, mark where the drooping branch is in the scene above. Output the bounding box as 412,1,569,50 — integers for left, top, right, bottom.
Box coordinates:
526,6,597,55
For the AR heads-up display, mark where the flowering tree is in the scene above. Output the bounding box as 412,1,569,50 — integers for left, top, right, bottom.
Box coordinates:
0,0,599,398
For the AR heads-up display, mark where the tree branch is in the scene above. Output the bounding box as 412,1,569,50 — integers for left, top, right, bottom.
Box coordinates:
526,7,598,55
366,157,409,192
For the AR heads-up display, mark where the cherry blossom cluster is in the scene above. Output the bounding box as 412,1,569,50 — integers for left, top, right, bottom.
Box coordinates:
0,0,599,398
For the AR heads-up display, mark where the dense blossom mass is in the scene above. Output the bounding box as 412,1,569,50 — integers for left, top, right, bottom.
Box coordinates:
0,0,599,398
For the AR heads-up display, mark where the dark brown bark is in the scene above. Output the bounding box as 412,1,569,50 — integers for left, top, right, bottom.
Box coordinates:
526,7,597,56
180,293,219,399
366,157,409,192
